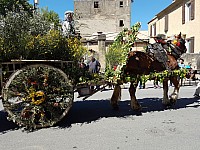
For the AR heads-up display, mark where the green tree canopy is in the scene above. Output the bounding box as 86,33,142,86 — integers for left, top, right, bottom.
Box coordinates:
0,10,86,62
40,7,61,30
105,22,141,69
0,0,33,16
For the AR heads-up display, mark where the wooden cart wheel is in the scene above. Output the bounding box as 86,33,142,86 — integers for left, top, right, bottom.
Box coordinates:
2,64,74,130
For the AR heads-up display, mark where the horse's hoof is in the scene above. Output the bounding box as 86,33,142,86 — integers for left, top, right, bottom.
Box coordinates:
169,95,177,105
169,94,178,100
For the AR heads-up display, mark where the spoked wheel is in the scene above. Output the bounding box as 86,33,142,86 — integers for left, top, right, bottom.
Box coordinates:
2,64,74,130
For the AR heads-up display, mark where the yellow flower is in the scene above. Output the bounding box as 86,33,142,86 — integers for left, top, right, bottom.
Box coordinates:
172,39,177,45
30,91,46,105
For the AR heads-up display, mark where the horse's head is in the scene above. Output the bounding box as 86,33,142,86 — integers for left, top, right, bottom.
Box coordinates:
170,32,187,56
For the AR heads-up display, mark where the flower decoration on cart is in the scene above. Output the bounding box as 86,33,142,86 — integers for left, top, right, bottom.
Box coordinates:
2,64,74,131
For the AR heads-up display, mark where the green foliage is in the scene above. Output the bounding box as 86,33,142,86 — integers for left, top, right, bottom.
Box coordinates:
108,68,188,85
0,12,32,61
25,30,73,60
0,0,33,17
0,9,86,62
104,22,188,85
105,22,141,70
0,11,51,61
40,7,61,29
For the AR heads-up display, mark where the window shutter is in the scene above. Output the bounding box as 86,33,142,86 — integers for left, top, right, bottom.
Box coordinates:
190,37,194,53
150,25,152,37
154,24,156,36
191,0,195,20
182,2,185,24
164,15,168,32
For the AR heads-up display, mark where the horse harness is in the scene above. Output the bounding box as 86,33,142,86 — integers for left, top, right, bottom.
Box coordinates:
146,43,170,70
146,41,182,70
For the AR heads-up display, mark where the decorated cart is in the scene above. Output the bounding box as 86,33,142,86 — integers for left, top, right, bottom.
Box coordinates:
0,10,109,130
1,60,73,130
0,59,108,130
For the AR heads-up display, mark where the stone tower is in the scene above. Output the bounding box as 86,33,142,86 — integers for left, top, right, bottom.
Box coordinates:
74,0,132,37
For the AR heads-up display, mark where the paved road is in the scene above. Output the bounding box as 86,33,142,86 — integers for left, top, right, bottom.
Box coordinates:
0,82,200,150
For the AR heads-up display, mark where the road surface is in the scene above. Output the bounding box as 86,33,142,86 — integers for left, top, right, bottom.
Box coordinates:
0,82,200,150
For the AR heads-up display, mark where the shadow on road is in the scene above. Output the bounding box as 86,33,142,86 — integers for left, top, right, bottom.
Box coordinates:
0,111,19,134
57,97,200,128
0,97,199,133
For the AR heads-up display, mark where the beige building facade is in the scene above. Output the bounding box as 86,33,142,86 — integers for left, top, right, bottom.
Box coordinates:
148,0,200,69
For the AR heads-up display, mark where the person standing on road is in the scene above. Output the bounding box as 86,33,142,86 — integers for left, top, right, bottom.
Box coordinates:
88,57,101,73
178,58,185,86
193,82,200,98
178,58,185,68
88,57,101,90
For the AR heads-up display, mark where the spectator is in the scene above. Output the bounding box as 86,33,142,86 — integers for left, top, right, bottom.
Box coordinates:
79,57,87,69
89,57,101,73
178,58,185,69
153,78,160,88
88,57,101,90
178,58,185,86
194,82,200,98
185,62,192,69
186,63,196,81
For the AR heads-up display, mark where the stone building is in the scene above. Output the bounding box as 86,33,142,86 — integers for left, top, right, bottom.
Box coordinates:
74,0,131,37
74,0,133,71
148,0,200,69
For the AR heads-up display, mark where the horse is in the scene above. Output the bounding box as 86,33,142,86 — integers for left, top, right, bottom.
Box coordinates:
110,33,187,111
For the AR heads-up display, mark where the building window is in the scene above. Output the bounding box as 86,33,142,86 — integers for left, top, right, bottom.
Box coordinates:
186,37,194,53
120,1,123,7
119,20,124,27
182,0,195,24
94,1,99,8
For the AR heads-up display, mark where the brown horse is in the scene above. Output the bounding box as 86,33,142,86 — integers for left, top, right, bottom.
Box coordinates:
111,33,187,110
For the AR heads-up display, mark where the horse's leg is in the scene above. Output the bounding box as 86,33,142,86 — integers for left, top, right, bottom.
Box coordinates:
110,84,121,110
129,81,141,110
169,76,180,104
162,78,170,105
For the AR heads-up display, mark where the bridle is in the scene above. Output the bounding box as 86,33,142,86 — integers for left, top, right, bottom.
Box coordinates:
167,38,186,59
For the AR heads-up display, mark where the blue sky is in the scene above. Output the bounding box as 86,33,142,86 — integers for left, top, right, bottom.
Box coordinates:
29,0,172,30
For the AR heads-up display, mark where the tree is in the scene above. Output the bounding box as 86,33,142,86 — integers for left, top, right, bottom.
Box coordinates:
0,0,33,17
40,7,61,30
0,10,52,61
105,22,141,69
0,9,87,62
